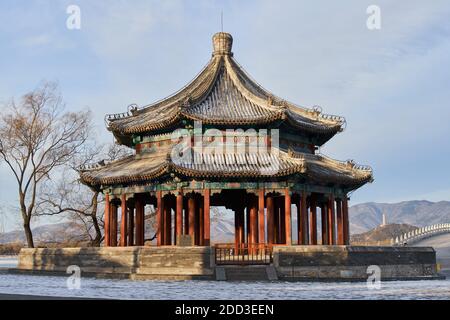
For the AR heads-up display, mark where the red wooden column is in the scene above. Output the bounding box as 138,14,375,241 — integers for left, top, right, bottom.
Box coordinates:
128,204,134,246
163,196,171,245
110,201,118,247
236,207,245,247
170,196,175,244
249,196,258,247
300,191,309,245
273,198,279,244
246,207,251,244
139,198,145,245
234,210,240,248
239,209,245,246
197,197,203,246
297,194,301,244
321,202,328,245
309,194,317,245
204,189,211,246
242,212,246,246
104,193,110,247
266,195,274,245
173,197,177,243
171,196,175,245
343,196,350,245
156,191,162,246
284,188,292,245
120,194,128,247
135,196,145,246
336,198,344,245
188,193,196,243
258,189,265,244
327,194,336,245
176,191,183,245
184,198,189,235
279,197,286,244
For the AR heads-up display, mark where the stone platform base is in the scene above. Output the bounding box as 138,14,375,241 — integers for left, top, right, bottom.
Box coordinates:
13,247,215,280
273,246,443,281
11,245,444,281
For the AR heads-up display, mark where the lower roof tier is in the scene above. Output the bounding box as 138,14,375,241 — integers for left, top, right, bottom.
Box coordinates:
79,147,373,192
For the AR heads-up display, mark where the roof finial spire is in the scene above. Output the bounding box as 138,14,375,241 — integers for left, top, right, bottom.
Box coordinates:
221,11,223,33
212,32,233,56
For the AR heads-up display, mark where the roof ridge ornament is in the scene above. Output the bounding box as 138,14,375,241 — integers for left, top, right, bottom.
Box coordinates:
182,97,191,108
287,147,293,157
128,103,139,116
128,103,139,112
313,105,322,115
346,159,356,169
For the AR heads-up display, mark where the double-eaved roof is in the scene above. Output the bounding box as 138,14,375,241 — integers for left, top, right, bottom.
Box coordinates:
80,32,373,191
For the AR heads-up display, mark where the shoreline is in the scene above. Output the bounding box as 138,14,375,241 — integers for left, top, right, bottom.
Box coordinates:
0,293,99,300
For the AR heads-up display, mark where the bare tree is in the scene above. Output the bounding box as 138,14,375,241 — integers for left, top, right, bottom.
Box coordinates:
0,82,91,248
36,142,133,247
36,178,103,246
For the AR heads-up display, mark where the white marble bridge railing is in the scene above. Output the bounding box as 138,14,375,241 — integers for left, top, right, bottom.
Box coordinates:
391,223,450,246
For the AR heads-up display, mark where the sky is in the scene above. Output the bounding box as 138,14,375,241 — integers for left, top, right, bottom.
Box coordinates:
1,0,450,231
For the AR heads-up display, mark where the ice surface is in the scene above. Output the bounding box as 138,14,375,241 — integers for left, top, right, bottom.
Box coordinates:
0,273,449,300
1,256,449,300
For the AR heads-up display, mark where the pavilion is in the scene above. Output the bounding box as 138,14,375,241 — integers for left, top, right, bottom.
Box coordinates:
80,32,373,249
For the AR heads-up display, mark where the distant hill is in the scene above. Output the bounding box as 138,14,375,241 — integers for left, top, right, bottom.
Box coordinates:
349,200,450,234
0,222,89,244
351,223,418,244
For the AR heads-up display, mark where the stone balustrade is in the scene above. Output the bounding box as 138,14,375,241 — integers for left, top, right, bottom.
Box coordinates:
391,223,450,246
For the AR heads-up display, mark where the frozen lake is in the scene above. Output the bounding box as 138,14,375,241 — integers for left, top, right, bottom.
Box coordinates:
0,257,449,299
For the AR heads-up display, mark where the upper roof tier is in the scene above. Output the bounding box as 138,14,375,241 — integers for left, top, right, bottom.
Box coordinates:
106,32,345,146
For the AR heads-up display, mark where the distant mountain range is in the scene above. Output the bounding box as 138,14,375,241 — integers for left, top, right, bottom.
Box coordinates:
349,200,450,234
1,200,450,244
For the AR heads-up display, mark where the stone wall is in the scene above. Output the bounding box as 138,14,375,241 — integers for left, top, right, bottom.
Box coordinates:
273,246,439,281
16,246,215,280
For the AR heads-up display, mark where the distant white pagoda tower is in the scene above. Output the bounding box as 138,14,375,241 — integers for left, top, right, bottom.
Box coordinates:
381,213,387,227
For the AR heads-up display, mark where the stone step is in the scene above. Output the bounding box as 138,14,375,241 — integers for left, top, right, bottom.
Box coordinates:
223,266,270,281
